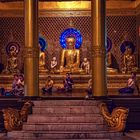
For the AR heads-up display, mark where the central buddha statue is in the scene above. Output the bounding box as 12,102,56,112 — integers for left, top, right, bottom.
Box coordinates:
60,36,80,73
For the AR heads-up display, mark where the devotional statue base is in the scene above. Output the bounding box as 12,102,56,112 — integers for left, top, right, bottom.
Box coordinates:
56,67,84,74
107,67,118,74
39,66,48,74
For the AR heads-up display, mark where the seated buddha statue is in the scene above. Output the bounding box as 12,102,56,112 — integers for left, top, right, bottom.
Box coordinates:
122,47,138,74
39,50,46,70
107,51,118,74
60,37,80,73
39,50,48,73
4,47,19,74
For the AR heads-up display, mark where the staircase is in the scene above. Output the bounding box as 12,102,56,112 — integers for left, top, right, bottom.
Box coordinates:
6,100,122,140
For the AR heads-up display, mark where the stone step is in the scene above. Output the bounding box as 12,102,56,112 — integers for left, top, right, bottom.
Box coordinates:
29,113,102,117
27,115,104,123
33,100,100,106
4,100,122,140
32,106,100,114
9,138,111,140
0,132,6,138
22,123,108,131
7,130,121,139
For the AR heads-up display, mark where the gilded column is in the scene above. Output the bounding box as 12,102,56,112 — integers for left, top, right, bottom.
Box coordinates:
24,0,39,96
91,0,107,97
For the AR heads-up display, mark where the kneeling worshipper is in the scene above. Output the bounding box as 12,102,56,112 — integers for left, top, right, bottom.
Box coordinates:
42,76,54,95
12,74,24,96
119,72,140,94
4,74,19,97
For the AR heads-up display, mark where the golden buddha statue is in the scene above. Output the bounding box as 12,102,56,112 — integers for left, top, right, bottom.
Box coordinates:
39,49,48,73
39,50,46,69
4,46,19,74
122,47,138,74
60,37,80,73
107,51,118,74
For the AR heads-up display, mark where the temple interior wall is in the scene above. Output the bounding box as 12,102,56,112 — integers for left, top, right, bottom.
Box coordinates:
0,14,138,72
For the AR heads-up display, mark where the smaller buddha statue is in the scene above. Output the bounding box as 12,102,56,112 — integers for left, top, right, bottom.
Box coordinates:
122,47,138,74
106,51,118,74
39,50,46,70
4,46,19,74
50,57,57,73
60,36,80,73
39,49,48,74
81,57,90,74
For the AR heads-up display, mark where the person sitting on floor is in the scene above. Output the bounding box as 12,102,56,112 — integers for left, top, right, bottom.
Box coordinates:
85,78,92,99
4,74,20,96
0,87,5,96
42,76,54,95
12,74,24,96
119,72,140,94
63,73,74,92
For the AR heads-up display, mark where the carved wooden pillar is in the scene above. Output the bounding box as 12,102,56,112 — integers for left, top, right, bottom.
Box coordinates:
91,0,107,97
24,0,39,96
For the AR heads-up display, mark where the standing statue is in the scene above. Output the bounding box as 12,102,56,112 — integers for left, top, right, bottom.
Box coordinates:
4,46,19,74
81,57,90,74
60,37,80,73
50,57,57,73
122,47,137,74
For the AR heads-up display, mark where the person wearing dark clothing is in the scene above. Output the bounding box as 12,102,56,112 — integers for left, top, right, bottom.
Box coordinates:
0,87,5,96
119,72,140,94
63,73,74,92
